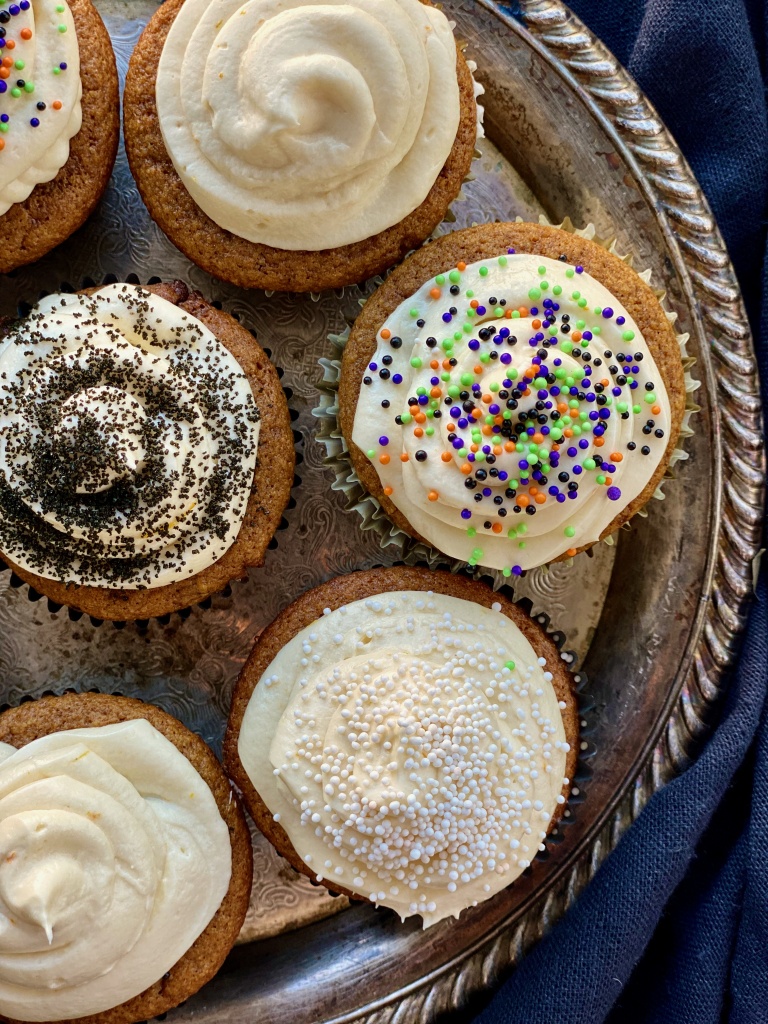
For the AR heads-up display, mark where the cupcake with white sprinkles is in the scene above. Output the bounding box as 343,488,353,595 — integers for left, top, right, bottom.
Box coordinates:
225,566,579,927
0,280,294,620
337,223,687,575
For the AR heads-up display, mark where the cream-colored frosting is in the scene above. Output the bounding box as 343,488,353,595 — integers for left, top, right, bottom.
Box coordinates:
351,253,672,572
0,0,82,216
0,719,231,1021
155,0,461,250
238,590,570,926
0,284,260,588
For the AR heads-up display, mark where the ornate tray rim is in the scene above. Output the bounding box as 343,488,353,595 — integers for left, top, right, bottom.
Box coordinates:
329,1,765,1020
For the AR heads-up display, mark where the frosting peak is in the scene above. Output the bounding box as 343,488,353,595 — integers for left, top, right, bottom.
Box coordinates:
156,0,462,250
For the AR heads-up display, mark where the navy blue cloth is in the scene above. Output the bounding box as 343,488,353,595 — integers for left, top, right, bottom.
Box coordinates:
473,2,768,1021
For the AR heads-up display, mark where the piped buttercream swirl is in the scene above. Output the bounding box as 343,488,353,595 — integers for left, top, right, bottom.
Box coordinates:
0,0,82,216
0,719,231,1022
155,0,461,250
238,590,570,926
0,284,260,589
351,253,672,573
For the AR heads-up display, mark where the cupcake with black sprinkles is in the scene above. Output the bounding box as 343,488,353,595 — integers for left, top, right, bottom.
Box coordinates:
332,222,691,577
0,280,294,620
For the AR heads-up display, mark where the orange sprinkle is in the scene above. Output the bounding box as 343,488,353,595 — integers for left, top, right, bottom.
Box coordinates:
557,402,568,413
492,523,503,534
414,427,424,437
571,331,582,342
447,423,456,432
400,453,410,462
493,445,502,456
408,405,419,415
379,454,390,465
383,486,393,496
593,437,605,447
518,495,530,508
428,491,439,502
430,387,442,398
0,139,3,152
471,409,482,420
566,548,577,557
505,309,513,319
457,261,466,271
564,429,573,437
430,359,439,369
504,442,515,453
482,425,493,437
531,319,542,330
442,359,452,370
380,328,391,340
20,27,32,39
601,379,610,388
0,69,8,80
460,463,472,474
52,100,62,110
535,493,547,505
529,486,539,496
482,393,492,404
610,452,623,463
518,306,529,317
441,452,452,463
470,443,479,453
532,433,543,445
5,39,14,50
470,299,479,309
474,365,483,375
523,388,531,397
1,56,12,67
569,409,579,419
429,288,441,300
524,367,536,379
652,404,661,415
414,412,426,424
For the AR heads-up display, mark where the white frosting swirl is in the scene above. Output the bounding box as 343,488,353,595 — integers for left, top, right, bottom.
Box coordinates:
0,0,82,216
155,0,461,250
0,284,260,589
0,719,231,1021
238,590,570,926
351,253,672,572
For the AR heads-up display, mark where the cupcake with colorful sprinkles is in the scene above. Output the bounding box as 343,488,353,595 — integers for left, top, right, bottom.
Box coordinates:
0,0,119,273
0,280,294,621
225,566,578,927
336,223,688,576
123,0,479,292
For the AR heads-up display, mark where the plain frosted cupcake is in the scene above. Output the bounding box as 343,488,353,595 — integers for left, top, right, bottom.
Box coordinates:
0,691,252,1024
0,0,119,274
0,280,293,620
337,223,687,576
123,0,478,292
225,565,578,927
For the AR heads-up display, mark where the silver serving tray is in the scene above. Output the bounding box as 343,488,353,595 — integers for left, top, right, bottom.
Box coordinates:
0,0,763,1020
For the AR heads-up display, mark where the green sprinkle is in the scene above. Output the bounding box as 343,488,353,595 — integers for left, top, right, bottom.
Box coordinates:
435,275,446,286
505,660,516,670
367,449,375,459
494,306,504,317
0,123,7,134
540,280,549,291
553,285,562,296
633,404,641,414
502,568,512,578
10,87,21,98
441,339,453,352
592,324,601,334
480,352,491,364
571,291,581,300
498,256,508,267
449,269,461,283
645,392,657,404
14,60,25,71
528,287,541,301
622,329,635,341
458,448,467,458
484,414,494,425
401,413,412,424
511,310,520,319
596,474,606,484
518,541,527,550
509,368,519,380
593,307,602,315
576,319,586,329
533,377,547,389
425,426,435,436
23,81,34,93
447,385,460,398
410,356,422,368
409,308,419,318
466,289,474,298
474,452,486,463
441,372,451,382
467,527,477,537
617,401,629,413
564,526,576,538
58,24,67,32
471,548,484,559
460,373,473,386
479,266,489,277
453,330,462,341
560,340,574,354
53,67,61,75
566,269,575,278
490,382,500,392
578,298,588,308
583,458,596,470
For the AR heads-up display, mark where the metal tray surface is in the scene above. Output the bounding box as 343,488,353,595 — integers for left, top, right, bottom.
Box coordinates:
0,0,763,1020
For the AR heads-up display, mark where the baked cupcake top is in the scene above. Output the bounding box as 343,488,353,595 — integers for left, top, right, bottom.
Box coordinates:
350,251,674,573
236,588,571,926
0,283,260,589
154,0,462,250
0,717,231,1021
0,0,82,215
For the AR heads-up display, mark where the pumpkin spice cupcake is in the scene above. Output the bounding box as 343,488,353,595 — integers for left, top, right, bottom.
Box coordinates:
123,0,479,292
0,280,294,621
0,691,252,1024
335,222,688,576
225,566,578,927
0,0,119,274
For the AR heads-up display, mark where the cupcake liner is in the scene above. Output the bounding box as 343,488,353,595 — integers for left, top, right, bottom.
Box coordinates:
313,217,700,583
0,275,302,629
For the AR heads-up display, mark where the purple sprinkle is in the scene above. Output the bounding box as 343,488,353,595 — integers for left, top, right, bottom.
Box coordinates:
59,62,67,70
442,312,452,323
461,509,472,520
552,303,560,311
507,248,516,254
503,379,513,388
450,406,461,418
512,565,523,576
468,339,480,351
578,439,589,450
602,307,614,319
476,306,487,316
9,4,20,14
418,395,429,405
567,490,578,500
550,386,561,397
518,460,529,470
0,39,5,49
582,331,593,341
556,493,566,503
29,117,39,127
589,410,599,421
575,266,583,274
482,445,491,454
612,387,622,397
378,436,389,446
489,404,500,414
430,376,439,385
616,316,625,326
541,426,550,436
530,307,539,316
452,439,463,450
585,393,595,403
500,352,512,365
482,487,492,497
569,387,579,396
458,417,468,429
0,82,6,94
500,327,510,338
567,447,577,458
537,390,548,400
368,362,378,371
607,486,622,501
467,453,476,463
630,380,639,389
498,471,508,481
392,373,403,384
584,367,592,376
598,408,611,420
593,425,606,437
548,486,559,496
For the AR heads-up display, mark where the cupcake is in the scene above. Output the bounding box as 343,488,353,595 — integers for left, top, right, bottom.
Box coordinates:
123,0,478,292
336,223,687,576
0,691,252,1024
0,280,294,620
0,0,119,274
225,566,578,927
